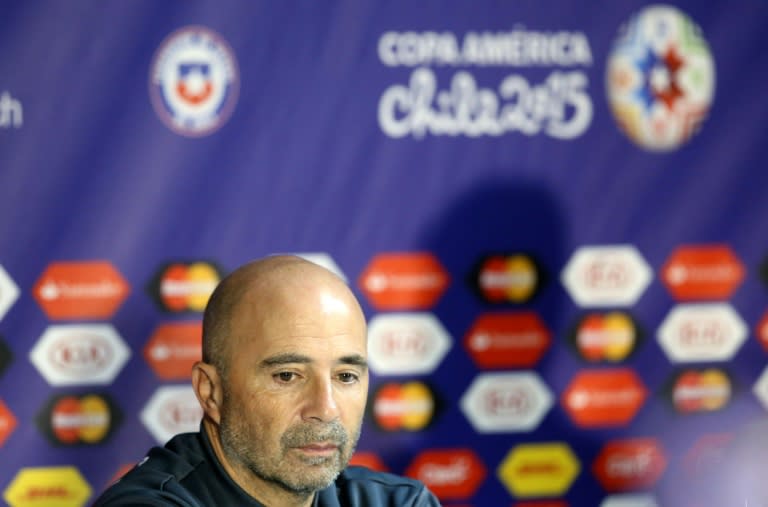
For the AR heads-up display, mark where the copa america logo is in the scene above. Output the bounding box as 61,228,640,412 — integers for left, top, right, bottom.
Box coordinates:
606,5,715,152
149,26,239,137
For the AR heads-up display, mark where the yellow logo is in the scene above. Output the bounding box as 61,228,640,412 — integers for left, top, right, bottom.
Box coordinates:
3,466,91,507
497,442,580,498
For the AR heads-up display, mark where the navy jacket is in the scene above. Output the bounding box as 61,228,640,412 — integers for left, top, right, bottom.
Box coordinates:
92,429,441,506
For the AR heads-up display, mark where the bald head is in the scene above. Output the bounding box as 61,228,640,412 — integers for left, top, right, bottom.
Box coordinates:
202,255,364,374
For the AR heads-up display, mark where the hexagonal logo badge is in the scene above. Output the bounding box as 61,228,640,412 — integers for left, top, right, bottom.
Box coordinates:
405,448,486,501
36,392,121,446
349,452,389,472
752,364,768,413
0,264,19,322
33,261,130,320
561,368,647,428
293,252,347,282
567,311,642,363
561,245,652,307
469,253,544,304
755,310,768,353
358,252,449,310
147,260,223,313
464,312,551,369
140,385,202,444
367,312,451,375
592,438,667,492
0,336,13,380
599,493,658,507
29,324,131,386
498,442,580,498
460,371,553,433
661,244,745,301
657,303,747,363
143,321,202,380
663,368,732,414
681,432,732,479
369,381,440,432
3,466,92,507
0,398,17,448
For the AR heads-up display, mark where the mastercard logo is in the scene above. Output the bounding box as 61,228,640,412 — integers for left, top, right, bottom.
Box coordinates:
666,368,732,413
569,312,640,363
148,261,223,313
471,254,543,304
37,393,120,445
370,381,438,431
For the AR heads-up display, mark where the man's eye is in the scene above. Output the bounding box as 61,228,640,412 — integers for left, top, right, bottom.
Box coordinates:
275,371,296,382
338,372,359,383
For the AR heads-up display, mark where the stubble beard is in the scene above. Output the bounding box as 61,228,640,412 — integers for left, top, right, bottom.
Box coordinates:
219,400,361,497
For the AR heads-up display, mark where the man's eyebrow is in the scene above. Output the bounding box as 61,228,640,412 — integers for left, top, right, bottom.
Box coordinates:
260,353,312,367
339,354,368,370
259,353,368,370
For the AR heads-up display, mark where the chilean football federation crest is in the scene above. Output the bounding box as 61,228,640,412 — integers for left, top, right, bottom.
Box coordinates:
606,6,715,152
150,26,239,137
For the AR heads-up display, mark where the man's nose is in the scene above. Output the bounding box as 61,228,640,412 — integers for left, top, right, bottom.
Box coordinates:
302,377,341,422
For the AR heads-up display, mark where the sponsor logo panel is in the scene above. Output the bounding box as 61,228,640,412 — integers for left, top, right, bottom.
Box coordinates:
148,261,223,313
664,368,733,414
36,392,121,446
657,303,747,363
369,381,439,431
293,253,347,281
606,5,715,152
0,264,20,321
143,321,202,380
592,438,667,492
470,254,544,304
0,335,12,379
567,311,641,363
751,364,768,412
33,261,130,320
377,30,594,139
367,313,451,376
3,466,92,507
681,433,732,479
599,493,658,507
349,452,388,472
756,310,768,353
149,26,239,137
561,368,647,428
0,91,23,129
358,253,449,310
498,442,580,498
29,324,130,386
561,245,652,307
514,502,569,507
464,311,551,369
661,245,744,301
405,448,486,500
141,385,202,444
0,398,17,447
460,371,553,433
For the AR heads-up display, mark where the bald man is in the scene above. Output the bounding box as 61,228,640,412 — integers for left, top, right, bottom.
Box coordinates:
93,256,440,507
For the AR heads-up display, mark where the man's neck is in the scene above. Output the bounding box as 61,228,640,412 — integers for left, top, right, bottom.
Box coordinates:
202,419,316,507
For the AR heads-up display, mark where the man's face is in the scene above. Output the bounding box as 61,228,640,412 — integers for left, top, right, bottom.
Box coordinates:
217,286,369,495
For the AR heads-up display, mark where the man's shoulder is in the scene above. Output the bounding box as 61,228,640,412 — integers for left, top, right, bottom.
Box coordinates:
329,466,441,506
92,433,206,506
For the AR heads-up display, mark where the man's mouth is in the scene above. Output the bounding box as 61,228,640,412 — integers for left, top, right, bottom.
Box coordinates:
296,442,340,456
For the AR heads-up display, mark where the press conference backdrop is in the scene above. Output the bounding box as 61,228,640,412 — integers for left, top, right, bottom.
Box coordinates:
0,1,767,506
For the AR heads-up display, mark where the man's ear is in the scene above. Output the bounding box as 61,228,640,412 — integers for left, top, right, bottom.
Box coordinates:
192,361,223,425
